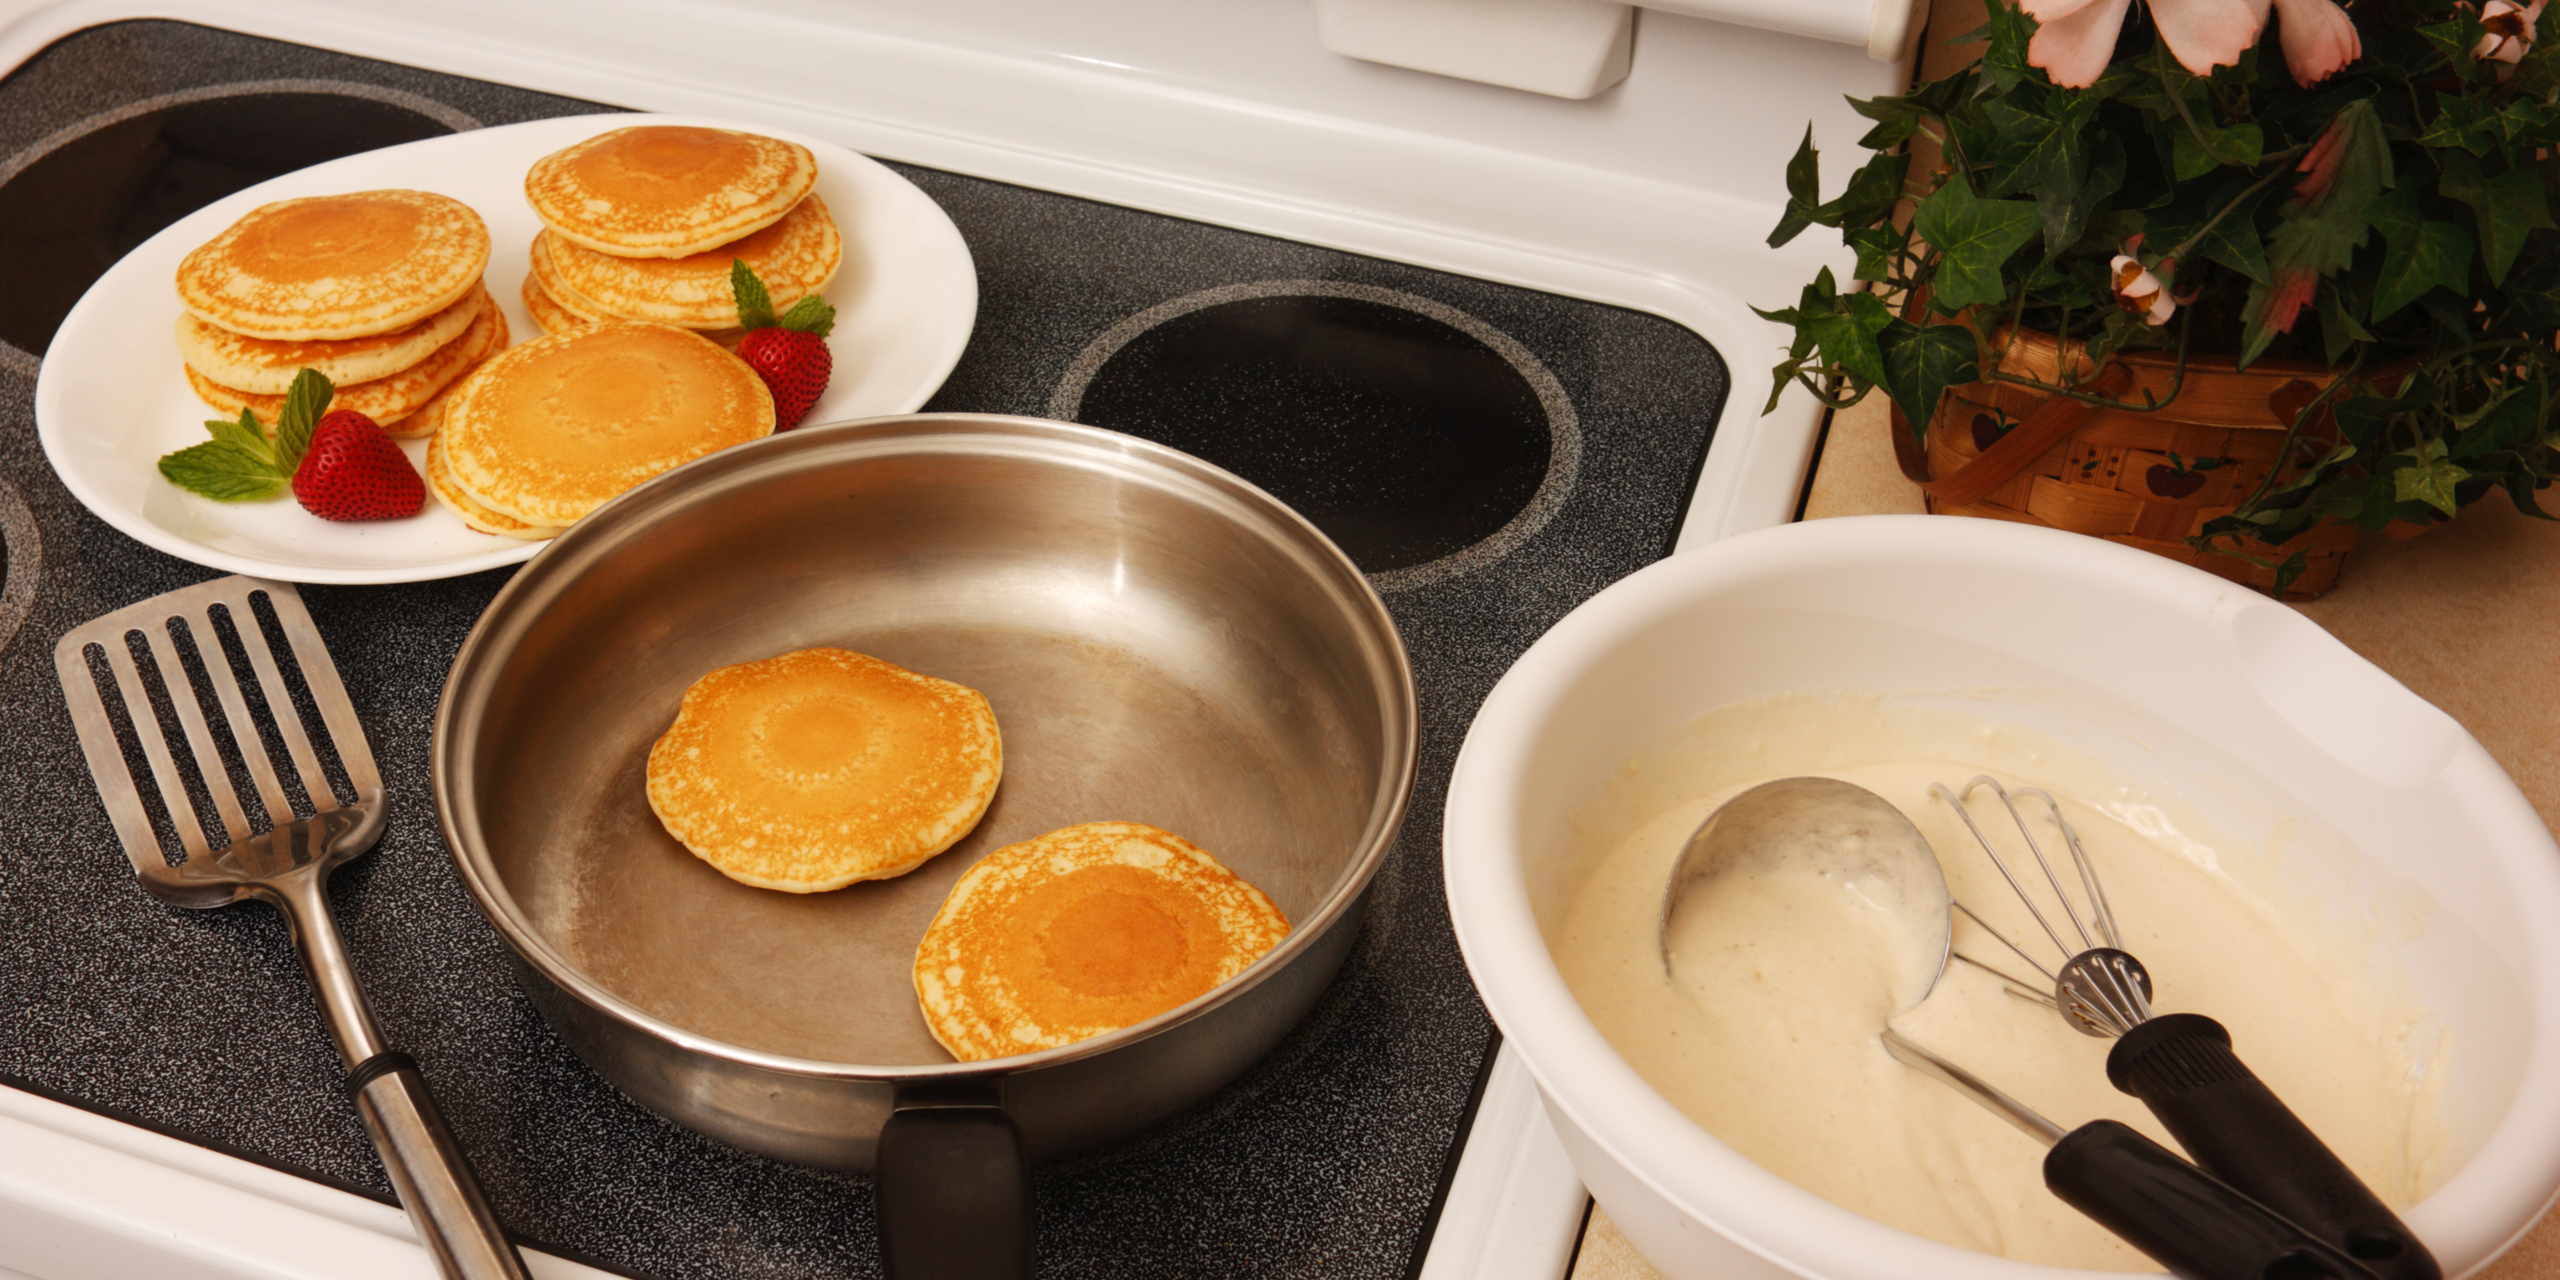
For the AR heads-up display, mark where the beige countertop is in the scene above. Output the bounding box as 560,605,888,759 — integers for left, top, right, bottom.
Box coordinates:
1564,388,2560,1279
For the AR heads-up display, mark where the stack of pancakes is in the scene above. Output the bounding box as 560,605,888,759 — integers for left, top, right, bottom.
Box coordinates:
176,189,503,438
426,319,776,539
518,125,840,345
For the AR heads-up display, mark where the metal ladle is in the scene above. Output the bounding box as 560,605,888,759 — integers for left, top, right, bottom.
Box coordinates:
1656,776,2385,1280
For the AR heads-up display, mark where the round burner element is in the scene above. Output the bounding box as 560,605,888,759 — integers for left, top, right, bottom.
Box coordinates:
0,82,479,360
1051,281,1579,591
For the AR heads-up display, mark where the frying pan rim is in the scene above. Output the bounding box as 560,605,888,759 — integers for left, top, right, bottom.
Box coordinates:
431,412,1420,1082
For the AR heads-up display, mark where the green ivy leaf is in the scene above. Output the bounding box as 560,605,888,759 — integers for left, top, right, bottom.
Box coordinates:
2368,194,2475,323
1834,152,1912,230
1858,116,1920,150
1769,126,1826,248
1985,84,2100,253
1876,320,1980,433
2172,121,2263,180
1847,226,1905,281
2454,387,2536,458
1914,178,2041,309
2315,280,2373,364
2393,439,2471,517
1977,0,2041,93
2438,150,2556,285
2418,94,2495,155
2506,262,2560,328
1806,287,1896,389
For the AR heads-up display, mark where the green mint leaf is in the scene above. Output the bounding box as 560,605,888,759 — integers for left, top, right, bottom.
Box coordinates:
1876,319,1979,435
731,258,778,329
777,293,838,339
158,440,289,502
205,408,275,465
1806,288,1894,390
1912,179,2040,310
272,368,332,474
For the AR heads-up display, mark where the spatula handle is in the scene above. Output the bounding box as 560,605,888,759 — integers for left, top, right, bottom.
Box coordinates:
350,1052,535,1280
2109,1013,2438,1280
276,871,532,1280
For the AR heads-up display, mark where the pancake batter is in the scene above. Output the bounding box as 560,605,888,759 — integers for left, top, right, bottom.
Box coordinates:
1551,691,2444,1270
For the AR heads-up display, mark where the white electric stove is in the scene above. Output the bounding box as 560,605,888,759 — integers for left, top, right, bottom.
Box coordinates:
0,3,1909,1276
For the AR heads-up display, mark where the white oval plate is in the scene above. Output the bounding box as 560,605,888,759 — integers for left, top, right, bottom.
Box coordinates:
35,113,979,584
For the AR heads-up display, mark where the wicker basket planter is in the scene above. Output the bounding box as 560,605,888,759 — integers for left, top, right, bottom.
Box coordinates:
1890,326,2362,599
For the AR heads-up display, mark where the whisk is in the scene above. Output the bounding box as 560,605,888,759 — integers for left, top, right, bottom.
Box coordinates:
1933,777,2437,1280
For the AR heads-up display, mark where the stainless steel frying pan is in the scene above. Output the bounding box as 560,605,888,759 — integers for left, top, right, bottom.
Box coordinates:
432,415,1418,1278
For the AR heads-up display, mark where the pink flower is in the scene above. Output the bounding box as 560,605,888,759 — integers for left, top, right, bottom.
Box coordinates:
2021,0,2363,89
2274,0,2361,84
2476,0,2545,63
2112,255,2177,324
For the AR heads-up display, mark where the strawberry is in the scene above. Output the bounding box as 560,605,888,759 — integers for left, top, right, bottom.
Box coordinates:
731,259,836,430
292,408,424,520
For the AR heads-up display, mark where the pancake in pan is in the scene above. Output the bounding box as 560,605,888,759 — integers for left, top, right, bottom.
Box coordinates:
437,320,774,526
645,647,1003,893
913,821,1291,1062
176,189,489,341
525,124,818,258
176,281,487,394
543,195,840,330
186,300,506,430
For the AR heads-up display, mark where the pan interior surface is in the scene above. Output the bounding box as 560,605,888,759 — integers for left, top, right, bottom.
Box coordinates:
457,422,1402,1068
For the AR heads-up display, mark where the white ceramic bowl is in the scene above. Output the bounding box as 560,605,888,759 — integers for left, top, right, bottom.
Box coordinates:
1443,515,2560,1280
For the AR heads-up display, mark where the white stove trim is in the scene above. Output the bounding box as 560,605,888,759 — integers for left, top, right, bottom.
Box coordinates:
0,2,1901,1273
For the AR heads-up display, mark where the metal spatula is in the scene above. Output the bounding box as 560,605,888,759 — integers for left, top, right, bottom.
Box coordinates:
53,575,529,1280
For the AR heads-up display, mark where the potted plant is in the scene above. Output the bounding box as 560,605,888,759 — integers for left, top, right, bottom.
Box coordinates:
1759,0,2559,596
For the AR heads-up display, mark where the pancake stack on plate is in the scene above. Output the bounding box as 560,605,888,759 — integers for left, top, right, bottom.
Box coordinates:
175,189,504,439
427,320,776,539
519,125,839,346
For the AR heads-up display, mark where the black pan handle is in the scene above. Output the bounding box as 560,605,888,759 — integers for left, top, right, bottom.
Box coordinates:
2046,1119,2379,1280
877,1098,1034,1280
2108,1013,2438,1280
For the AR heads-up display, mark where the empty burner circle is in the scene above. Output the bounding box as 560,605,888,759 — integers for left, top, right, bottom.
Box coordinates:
1051,280,1579,591
0,81,479,361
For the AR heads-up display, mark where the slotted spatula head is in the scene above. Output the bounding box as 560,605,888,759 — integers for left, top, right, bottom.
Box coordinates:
54,575,386,908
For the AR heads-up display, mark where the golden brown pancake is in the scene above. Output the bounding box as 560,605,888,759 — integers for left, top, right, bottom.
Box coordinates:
380,311,511,441
913,822,1291,1062
186,300,506,430
645,647,1003,893
519,269,590,338
176,281,486,394
526,231,614,325
525,125,819,258
543,195,840,330
175,189,490,341
425,430,561,538
437,320,774,526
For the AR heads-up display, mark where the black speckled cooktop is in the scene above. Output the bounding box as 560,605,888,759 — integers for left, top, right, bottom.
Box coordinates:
0,20,1727,1280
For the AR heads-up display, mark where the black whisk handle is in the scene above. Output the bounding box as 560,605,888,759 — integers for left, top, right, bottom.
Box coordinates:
2108,1013,2439,1280
2046,1120,2378,1280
